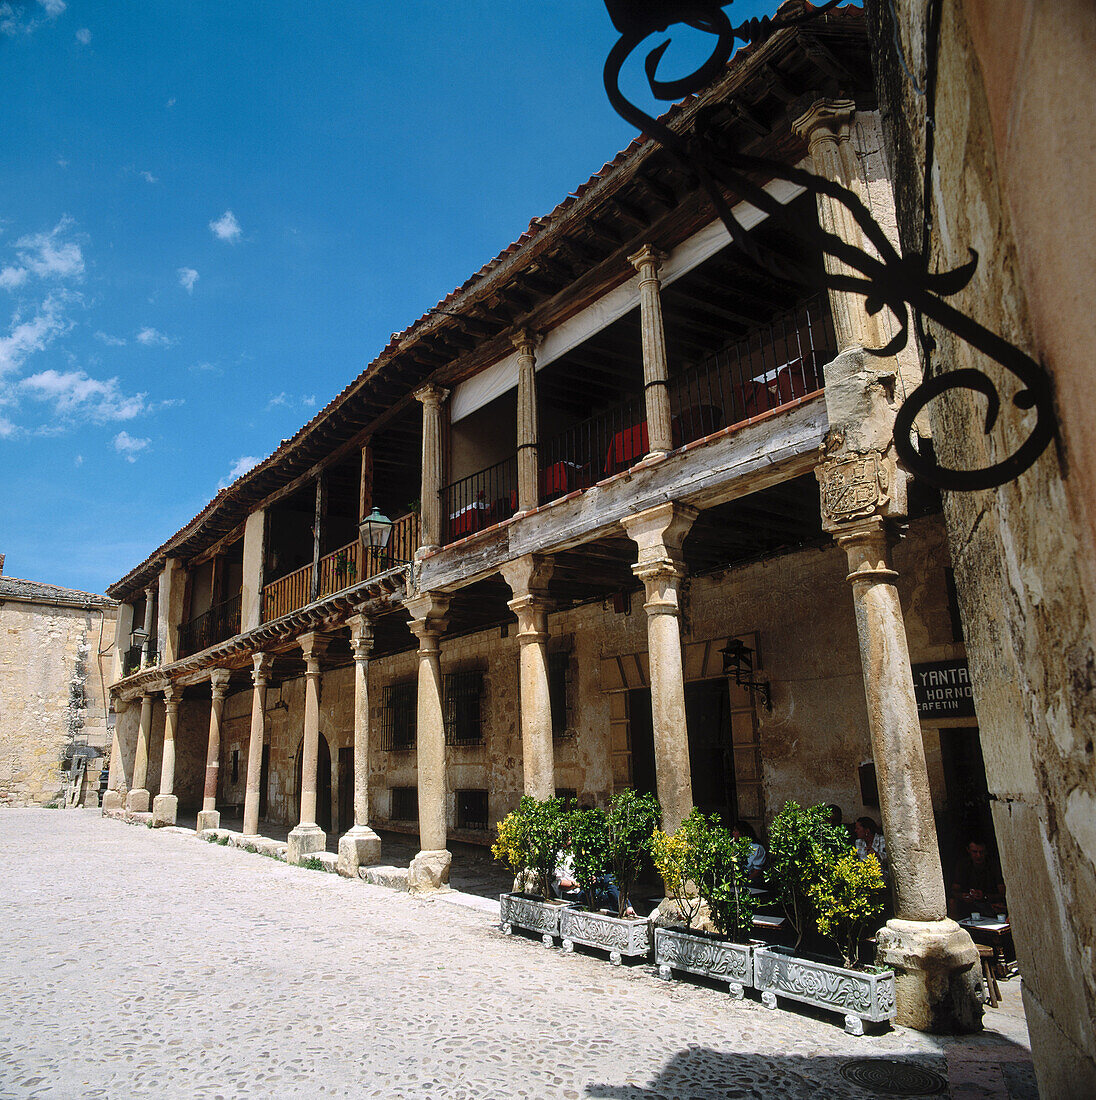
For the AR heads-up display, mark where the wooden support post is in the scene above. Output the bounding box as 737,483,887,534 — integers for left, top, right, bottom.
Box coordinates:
310,474,327,602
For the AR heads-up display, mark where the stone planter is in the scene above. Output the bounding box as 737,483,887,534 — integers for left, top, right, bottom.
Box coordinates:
753,945,896,1035
499,893,571,947
654,926,754,999
559,907,650,965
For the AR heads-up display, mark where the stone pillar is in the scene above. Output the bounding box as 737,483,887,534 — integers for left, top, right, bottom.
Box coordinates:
152,684,181,826
287,632,330,864
241,508,267,631
415,384,450,556
197,669,231,831
621,503,698,832
126,692,154,813
102,697,129,812
500,555,555,799
242,653,272,838
817,440,982,1029
628,244,674,459
513,330,540,514
337,615,382,876
112,602,134,683
140,583,157,666
405,593,452,892
158,558,187,666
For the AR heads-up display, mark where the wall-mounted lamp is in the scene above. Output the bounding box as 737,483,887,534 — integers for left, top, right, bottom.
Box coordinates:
719,637,772,711
359,507,393,550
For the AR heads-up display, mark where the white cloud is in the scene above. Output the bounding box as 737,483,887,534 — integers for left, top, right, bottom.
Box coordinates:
0,414,15,438
75,26,89,44
218,455,260,489
0,265,26,290
166,97,175,108
21,369,147,422
73,453,82,465
177,267,198,294
39,0,66,15
135,326,173,347
140,169,157,184
267,391,316,411
0,217,84,291
113,430,150,462
0,0,64,36
56,157,68,168
0,295,71,377
189,361,220,374
209,210,241,243
94,330,126,347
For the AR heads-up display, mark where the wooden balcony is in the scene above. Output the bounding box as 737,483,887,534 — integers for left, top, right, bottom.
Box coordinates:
262,511,420,624
178,593,242,657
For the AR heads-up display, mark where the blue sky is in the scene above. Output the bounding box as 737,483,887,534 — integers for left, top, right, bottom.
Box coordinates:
1,0,783,593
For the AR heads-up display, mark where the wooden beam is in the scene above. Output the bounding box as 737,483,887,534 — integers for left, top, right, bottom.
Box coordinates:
358,441,373,522
310,473,327,602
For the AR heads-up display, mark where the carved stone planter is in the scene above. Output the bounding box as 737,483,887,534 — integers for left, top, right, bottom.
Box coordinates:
753,945,896,1035
499,893,571,947
654,926,754,999
559,907,650,965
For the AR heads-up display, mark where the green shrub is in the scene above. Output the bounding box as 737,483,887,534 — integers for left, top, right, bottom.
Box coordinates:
681,810,756,943
491,795,568,900
300,856,327,872
568,806,611,910
651,824,702,928
605,789,660,918
809,850,886,968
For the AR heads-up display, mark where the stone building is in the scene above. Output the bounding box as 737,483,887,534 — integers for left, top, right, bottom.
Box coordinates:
105,6,991,1031
0,558,118,806
869,1,1096,1093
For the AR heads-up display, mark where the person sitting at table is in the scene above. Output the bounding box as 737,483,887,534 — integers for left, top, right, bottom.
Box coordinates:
732,820,767,884
853,816,889,879
553,848,635,917
827,803,852,842
949,837,1006,919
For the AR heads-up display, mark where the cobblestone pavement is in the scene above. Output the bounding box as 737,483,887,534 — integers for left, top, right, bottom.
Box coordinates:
0,810,1036,1099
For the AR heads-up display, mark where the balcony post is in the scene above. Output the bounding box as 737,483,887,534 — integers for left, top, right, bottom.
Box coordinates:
621,502,698,832
287,632,331,864
197,668,232,831
125,692,155,813
628,244,674,459
140,583,157,665
405,592,451,892
152,683,181,826
241,508,267,631
242,653,272,838
338,614,382,876
500,555,555,799
158,557,187,665
310,473,327,602
513,330,541,514
414,384,450,555
358,440,373,521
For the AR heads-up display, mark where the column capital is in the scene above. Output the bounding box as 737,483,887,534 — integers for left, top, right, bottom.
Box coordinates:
112,694,129,714
144,581,158,601
252,652,273,686
348,614,374,662
140,690,155,706
834,515,902,585
621,502,698,572
792,97,856,146
414,383,450,409
628,243,666,276
507,593,553,643
511,328,540,356
298,631,331,672
162,683,182,708
209,667,232,699
406,593,451,644
499,554,553,601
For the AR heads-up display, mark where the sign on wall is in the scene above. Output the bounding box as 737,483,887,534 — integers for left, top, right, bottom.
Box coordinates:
912,659,976,719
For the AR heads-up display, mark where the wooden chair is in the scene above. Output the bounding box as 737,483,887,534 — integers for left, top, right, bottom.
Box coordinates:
978,944,1001,1007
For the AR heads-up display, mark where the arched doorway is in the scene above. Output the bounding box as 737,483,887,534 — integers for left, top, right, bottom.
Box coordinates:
293,734,332,833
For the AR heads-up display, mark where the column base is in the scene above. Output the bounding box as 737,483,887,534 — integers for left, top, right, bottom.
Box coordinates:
287,823,326,865
336,826,382,878
196,809,221,832
151,794,178,827
102,790,124,813
876,917,983,1033
125,789,150,813
408,848,451,894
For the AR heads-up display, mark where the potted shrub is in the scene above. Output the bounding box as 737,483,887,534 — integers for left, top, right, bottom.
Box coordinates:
652,809,757,998
560,789,660,965
754,801,895,1034
494,795,571,945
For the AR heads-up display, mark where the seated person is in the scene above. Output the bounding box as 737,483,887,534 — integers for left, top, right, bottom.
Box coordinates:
553,851,634,916
853,816,889,879
827,803,851,842
732,820,767,884
949,838,1006,919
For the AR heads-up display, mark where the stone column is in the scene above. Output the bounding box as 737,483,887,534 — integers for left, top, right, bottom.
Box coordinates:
628,245,674,459
405,593,452,892
140,583,157,666
102,697,129,812
415,384,450,556
197,669,232,831
242,653,272,838
337,614,382,876
513,330,540,514
152,684,181,826
126,692,154,813
287,632,330,864
621,502,698,832
500,555,555,799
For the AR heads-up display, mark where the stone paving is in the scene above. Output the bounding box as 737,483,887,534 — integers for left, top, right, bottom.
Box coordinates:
0,809,1036,1099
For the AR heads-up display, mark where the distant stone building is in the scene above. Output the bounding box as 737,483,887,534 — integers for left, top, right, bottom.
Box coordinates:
0,558,118,806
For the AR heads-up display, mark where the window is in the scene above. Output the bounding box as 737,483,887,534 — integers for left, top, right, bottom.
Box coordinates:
549,650,573,740
444,670,484,747
380,682,416,750
456,789,489,831
390,786,418,821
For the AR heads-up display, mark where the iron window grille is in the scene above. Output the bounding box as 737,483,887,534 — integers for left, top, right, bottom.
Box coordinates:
390,786,418,822
549,651,574,741
380,682,416,751
456,789,489,831
444,670,484,747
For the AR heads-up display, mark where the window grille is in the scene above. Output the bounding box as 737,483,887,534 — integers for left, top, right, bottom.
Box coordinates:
380,681,416,751
456,789,489,831
549,651,573,740
390,786,418,821
444,670,484,747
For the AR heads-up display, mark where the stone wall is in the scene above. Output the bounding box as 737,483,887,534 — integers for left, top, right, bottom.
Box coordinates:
0,599,117,806
868,2,1096,1092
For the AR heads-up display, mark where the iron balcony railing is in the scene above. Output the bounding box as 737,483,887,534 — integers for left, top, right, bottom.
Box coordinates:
441,455,519,545
178,593,242,657
121,645,143,676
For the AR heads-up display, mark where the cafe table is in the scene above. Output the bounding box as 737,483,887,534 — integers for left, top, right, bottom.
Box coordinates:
958,914,1013,979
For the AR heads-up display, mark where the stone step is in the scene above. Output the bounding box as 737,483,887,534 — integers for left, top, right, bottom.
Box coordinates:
361,865,410,891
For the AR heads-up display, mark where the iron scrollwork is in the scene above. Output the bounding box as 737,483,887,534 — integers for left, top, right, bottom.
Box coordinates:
600,1,1056,491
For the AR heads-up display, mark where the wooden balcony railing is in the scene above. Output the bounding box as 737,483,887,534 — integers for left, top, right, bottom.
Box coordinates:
178,593,242,657
262,511,420,623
